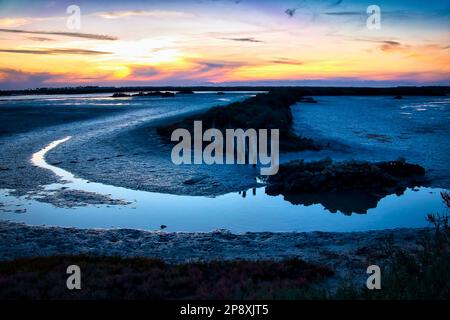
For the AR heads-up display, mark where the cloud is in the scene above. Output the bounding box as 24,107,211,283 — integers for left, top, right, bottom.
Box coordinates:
94,10,193,19
197,60,246,70
0,68,118,89
27,37,54,42
220,37,264,43
127,59,249,83
129,66,161,78
376,41,403,52
0,68,59,89
0,48,112,55
354,38,405,52
269,58,303,65
0,28,117,40
285,8,296,17
285,0,343,18
324,11,361,16
0,18,28,28
378,41,402,52
331,0,344,6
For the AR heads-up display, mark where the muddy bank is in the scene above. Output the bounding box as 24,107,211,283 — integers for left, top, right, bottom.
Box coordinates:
0,93,258,206
0,104,125,137
45,96,262,197
0,221,430,284
0,101,132,197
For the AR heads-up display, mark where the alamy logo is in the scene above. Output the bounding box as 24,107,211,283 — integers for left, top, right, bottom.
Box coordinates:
66,265,81,290
66,5,81,30
170,121,279,175
367,5,381,30
366,265,381,290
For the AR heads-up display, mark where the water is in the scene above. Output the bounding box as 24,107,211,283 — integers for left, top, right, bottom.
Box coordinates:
291,96,450,187
0,94,448,233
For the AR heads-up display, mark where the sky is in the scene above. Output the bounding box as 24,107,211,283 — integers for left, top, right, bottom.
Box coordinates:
0,0,449,89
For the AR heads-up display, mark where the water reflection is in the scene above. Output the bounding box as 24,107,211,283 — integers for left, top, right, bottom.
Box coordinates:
238,183,412,215
238,188,257,198
0,137,447,232
268,190,406,215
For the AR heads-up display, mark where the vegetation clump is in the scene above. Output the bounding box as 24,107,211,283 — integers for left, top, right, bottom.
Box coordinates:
157,89,319,152
111,92,130,98
176,89,195,94
266,158,426,195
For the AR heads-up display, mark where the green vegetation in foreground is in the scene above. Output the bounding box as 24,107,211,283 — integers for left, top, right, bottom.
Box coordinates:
157,89,319,152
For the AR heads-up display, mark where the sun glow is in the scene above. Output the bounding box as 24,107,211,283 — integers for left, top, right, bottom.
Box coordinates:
95,38,181,64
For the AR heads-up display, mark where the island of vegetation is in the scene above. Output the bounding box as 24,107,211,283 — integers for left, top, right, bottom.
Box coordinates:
157,89,319,152
265,158,428,214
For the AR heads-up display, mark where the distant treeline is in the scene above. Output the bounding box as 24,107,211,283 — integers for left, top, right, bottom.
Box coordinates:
0,85,449,96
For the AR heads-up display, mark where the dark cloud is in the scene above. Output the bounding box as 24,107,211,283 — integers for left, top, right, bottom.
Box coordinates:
331,0,343,6
0,48,112,55
379,42,402,52
285,8,296,17
354,39,404,52
197,61,247,74
124,60,246,85
200,61,244,69
0,68,115,89
269,58,303,65
129,66,161,78
0,28,117,40
326,9,419,20
379,40,401,46
209,0,242,3
324,11,361,16
0,68,58,89
207,75,450,87
27,37,54,42
220,37,263,43
355,39,398,45
285,0,343,18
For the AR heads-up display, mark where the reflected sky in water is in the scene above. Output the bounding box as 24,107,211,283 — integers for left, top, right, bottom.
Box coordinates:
0,138,446,233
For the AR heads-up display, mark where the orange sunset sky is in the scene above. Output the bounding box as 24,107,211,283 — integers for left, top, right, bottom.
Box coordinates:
0,0,449,89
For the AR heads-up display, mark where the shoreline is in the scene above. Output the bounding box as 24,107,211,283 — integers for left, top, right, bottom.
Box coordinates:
0,220,430,284
0,93,259,204
1,85,449,97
